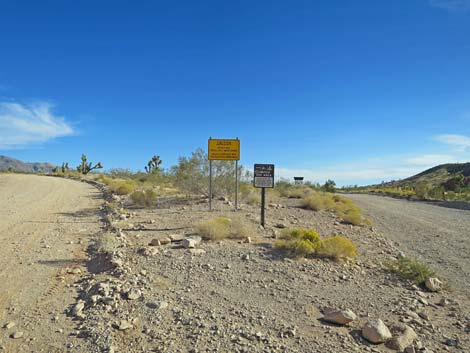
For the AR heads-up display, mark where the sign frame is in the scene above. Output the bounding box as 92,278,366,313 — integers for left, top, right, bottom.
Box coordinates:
208,139,240,161
253,164,275,189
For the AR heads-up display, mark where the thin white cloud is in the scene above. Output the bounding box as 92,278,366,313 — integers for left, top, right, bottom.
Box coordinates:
435,134,470,151
430,0,470,12
405,154,458,166
0,101,74,149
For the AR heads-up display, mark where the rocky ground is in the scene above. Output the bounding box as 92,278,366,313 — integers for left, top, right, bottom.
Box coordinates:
1,175,469,352
70,190,470,353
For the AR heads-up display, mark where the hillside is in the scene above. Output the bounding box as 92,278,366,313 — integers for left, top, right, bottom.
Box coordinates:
0,155,55,173
396,162,470,186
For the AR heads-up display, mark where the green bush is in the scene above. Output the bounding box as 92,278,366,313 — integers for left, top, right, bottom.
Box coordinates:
110,181,135,195
384,256,436,286
130,189,158,207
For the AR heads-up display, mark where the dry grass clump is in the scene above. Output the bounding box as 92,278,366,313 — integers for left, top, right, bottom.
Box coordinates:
196,217,254,241
316,236,357,260
384,256,436,286
130,189,157,207
301,192,373,226
275,228,357,261
110,181,135,195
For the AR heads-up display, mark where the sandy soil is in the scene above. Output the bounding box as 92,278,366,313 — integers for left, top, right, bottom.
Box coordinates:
345,194,470,297
0,174,102,352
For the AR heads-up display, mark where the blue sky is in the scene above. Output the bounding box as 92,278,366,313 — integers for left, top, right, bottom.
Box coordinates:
1,0,470,186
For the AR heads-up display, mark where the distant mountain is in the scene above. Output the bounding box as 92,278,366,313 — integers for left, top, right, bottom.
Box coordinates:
386,163,470,188
0,155,56,173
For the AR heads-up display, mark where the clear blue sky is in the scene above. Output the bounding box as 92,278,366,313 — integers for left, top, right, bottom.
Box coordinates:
1,0,470,185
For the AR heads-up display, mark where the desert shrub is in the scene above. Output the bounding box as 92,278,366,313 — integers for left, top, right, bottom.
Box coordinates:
109,181,136,195
130,189,158,207
95,233,121,253
316,236,357,260
275,229,321,257
384,256,436,285
301,193,371,226
196,217,254,241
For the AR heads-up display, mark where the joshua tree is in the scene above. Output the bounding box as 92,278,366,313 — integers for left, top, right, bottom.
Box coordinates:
61,162,69,173
145,155,162,174
77,154,103,175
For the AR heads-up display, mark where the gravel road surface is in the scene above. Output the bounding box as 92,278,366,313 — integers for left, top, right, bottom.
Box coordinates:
345,193,470,297
0,174,101,352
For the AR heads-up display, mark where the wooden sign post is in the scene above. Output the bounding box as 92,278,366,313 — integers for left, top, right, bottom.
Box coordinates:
253,164,275,227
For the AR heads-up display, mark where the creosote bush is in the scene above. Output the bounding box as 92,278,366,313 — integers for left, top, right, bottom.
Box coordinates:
196,217,254,241
130,189,158,207
275,228,357,261
384,256,437,286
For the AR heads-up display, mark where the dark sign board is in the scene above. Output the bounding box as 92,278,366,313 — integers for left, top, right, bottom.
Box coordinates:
254,164,275,188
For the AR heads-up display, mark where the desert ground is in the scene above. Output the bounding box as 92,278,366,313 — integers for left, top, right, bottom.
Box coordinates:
1,174,469,353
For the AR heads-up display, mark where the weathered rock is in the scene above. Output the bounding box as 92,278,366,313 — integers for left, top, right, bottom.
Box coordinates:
138,247,159,257
4,322,15,329
169,234,185,242
149,237,171,246
404,346,416,353
72,301,85,316
425,277,442,292
126,288,142,300
362,319,392,343
323,309,357,325
182,236,202,249
386,324,417,351
10,331,23,339
117,320,132,331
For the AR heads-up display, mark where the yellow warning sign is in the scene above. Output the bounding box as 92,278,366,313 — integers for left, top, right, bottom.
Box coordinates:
208,139,240,161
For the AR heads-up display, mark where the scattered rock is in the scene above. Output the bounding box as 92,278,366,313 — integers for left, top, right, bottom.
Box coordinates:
138,247,159,257
169,234,185,242
126,288,142,300
10,331,23,339
386,324,417,351
117,320,132,331
3,322,15,329
362,319,392,343
182,236,202,249
72,301,85,316
425,277,442,292
323,309,357,325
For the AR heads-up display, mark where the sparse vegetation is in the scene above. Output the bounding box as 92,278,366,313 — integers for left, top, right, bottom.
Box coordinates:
384,256,437,286
300,192,372,226
275,228,357,261
275,229,321,257
130,189,158,207
196,216,254,241
316,236,357,260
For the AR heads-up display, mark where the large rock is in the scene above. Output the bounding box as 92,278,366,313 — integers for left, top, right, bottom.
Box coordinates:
182,236,202,249
386,324,417,351
362,319,392,343
425,277,442,292
323,309,357,325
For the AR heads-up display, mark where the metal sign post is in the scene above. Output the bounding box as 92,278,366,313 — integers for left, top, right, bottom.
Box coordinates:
253,164,275,227
208,138,240,211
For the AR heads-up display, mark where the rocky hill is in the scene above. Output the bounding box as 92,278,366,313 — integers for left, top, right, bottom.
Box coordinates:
0,155,55,173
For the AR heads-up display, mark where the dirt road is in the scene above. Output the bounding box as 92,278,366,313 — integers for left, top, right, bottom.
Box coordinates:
345,193,470,297
0,174,102,352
